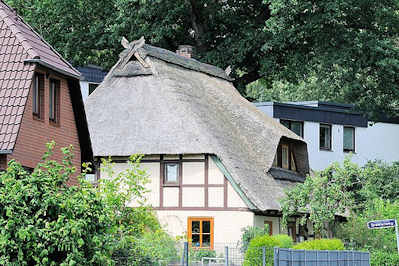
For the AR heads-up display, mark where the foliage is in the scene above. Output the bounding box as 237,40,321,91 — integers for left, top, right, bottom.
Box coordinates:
370,250,399,266
0,141,170,265
243,234,293,266
281,157,357,237
254,0,399,118
293,239,344,250
271,234,294,248
336,199,399,253
189,248,217,264
240,224,270,252
6,0,399,116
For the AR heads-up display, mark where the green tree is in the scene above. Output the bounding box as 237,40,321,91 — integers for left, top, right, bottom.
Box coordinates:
6,0,399,117
281,158,357,238
251,0,399,118
0,142,167,265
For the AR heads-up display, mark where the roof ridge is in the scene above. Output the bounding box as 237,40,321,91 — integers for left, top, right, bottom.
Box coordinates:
0,1,80,76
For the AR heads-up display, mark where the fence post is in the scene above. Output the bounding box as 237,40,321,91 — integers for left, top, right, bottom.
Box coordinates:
274,247,279,266
181,242,188,266
224,246,229,266
262,246,266,266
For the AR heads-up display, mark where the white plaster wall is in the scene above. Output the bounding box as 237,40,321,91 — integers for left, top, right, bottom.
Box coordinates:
254,215,280,235
227,183,247,208
163,187,179,207
208,187,224,207
79,81,89,103
301,121,399,171
208,158,224,184
157,210,254,248
182,162,204,184
182,187,205,207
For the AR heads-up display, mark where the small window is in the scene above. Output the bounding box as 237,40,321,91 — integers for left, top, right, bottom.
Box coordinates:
32,73,44,118
188,217,214,249
89,83,99,95
343,127,355,152
280,120,304,137
273,142,297,172
320,124,332,150
164,162,179,185
49,79,60,123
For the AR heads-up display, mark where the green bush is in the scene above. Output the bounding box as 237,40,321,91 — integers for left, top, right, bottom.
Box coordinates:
243,234,293,266
241,224,270,252
0,142,170,265
293,239,344,250
271,234,294,248
370,250,399,266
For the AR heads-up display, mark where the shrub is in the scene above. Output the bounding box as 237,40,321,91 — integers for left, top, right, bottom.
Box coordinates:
293,239,344,250
189,248,217,264
243,234,293,266
241,224,270,252
370,250,399,266
0,142,168,265
272,234,294,248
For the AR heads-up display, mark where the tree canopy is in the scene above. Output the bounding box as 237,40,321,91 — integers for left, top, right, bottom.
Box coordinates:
6,0,399,118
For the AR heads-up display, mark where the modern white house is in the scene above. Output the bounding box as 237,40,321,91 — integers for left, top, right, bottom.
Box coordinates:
76,65,107,102
256,101,399,171
85,37,315,249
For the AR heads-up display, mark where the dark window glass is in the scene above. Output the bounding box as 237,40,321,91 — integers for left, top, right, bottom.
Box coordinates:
320,124,332,150
49,79,60,123
343,127,355,152
33,73,44,118
280,120,304,137
89,83,99,95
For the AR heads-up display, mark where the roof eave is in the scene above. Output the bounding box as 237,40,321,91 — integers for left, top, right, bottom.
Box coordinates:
24,59,81,79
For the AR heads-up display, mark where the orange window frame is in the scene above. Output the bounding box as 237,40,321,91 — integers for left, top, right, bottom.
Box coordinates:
187,217,214,249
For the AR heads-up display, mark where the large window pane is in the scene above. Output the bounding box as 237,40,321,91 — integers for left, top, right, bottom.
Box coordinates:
290,122,303,137
343,127,355,151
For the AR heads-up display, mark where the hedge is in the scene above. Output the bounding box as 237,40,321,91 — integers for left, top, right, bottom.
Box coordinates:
293,239,345,250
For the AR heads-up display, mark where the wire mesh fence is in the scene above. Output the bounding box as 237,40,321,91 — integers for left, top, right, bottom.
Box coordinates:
111,242,369,266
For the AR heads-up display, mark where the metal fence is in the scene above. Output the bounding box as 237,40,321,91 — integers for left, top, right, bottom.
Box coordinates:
112,242,370,266
274,248,370,266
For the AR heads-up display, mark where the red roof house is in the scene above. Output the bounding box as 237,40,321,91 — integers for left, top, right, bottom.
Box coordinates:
0,1,92,184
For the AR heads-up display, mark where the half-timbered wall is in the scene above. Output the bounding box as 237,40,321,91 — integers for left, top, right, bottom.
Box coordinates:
103,154,249,210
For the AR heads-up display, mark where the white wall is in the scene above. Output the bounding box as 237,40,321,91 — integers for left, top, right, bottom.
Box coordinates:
289,119,399,171
254,215,280,235
157,210,254,251
80,81,89,102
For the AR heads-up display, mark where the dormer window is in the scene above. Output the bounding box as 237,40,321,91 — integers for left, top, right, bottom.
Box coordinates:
273,142,297,171
32,73,44,119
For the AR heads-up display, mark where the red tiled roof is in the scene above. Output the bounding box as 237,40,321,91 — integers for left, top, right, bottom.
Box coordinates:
0,1,80,152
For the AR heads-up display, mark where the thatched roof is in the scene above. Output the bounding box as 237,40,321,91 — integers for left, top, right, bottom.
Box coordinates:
86,37,309,211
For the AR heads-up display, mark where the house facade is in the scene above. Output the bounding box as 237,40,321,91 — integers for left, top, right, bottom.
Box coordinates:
0,1,92,183
76,65,107,102
256,101,399,171
86,37,314,248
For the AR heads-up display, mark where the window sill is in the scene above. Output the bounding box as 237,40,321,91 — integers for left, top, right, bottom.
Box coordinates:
162,183,179,187
343,150,356,154
320,148,333,152
49,120,60,127
33,115,44,122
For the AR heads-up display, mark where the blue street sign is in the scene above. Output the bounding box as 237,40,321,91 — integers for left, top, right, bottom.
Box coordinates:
367,218,399,254
367,219,396,229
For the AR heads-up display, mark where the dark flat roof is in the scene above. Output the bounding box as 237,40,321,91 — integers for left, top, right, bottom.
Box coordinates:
77,65,108,83
255,101,368,127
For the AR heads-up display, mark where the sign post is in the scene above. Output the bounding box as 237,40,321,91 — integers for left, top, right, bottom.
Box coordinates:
367,219,399,254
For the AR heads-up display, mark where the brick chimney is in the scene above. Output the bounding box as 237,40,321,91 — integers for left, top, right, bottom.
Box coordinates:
176,45,193,58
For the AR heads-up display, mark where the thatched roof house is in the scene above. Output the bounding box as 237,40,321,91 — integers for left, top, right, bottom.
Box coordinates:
86,37,310,245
